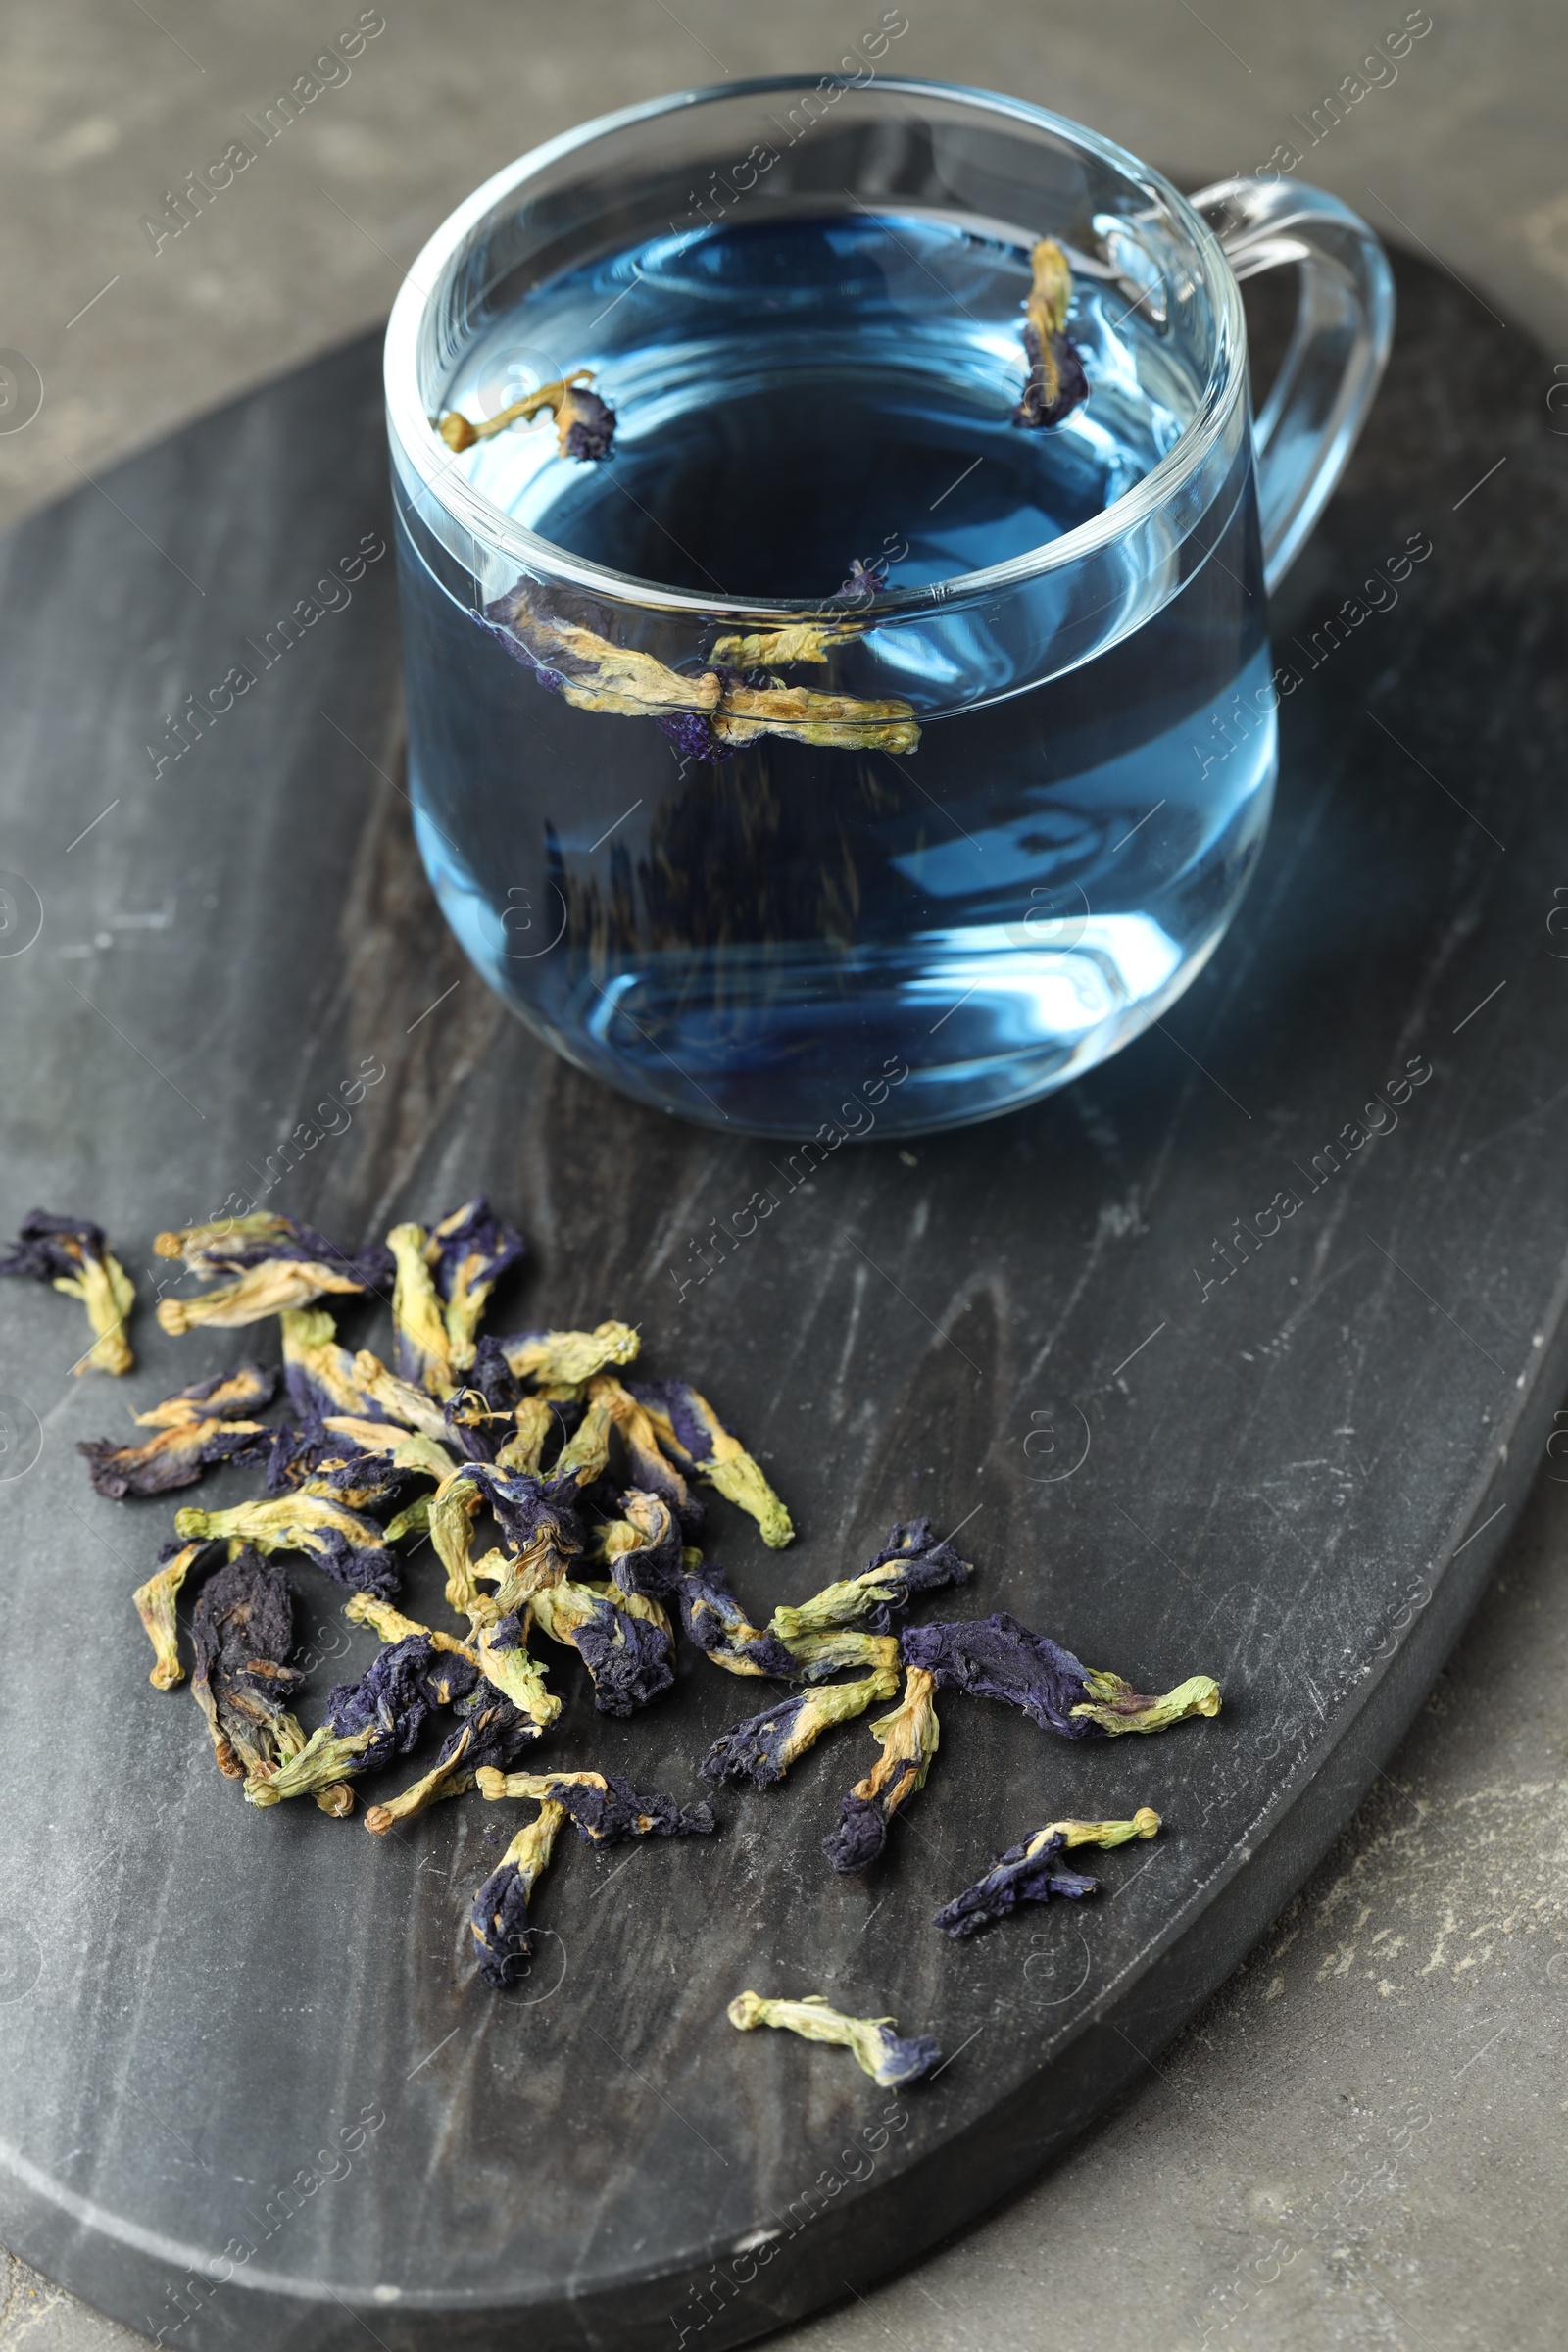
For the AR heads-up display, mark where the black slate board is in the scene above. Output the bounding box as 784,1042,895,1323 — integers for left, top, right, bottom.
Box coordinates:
0,250,1563,2352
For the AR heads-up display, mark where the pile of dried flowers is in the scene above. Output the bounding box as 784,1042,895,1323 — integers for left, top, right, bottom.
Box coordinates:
6,1169,1214,2085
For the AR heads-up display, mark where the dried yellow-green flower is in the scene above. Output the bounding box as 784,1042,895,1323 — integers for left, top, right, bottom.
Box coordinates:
499,1321,641,1389
133,1538,215,1688
348,1348,454,1441
628,1379,794,1548
821,1666,940,1873
494,1395,556,1475
173,1494,398,1599
727,1991,941,2087
0,1210,136,1375
469,1800,569,1986
700,1664,902,1788
154,1215,391,1332
387,1221,455,1396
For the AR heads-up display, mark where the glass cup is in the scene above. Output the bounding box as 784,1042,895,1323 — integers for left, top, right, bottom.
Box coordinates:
385,76,1392,1139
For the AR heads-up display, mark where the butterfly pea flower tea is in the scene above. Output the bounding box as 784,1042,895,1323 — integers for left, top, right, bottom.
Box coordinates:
386,78,1391,1134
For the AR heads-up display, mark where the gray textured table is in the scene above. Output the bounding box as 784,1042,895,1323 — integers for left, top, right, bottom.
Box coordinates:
0,234,1564,2350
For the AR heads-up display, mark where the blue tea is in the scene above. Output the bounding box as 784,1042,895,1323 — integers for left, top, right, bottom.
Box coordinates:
397,211,1274,1136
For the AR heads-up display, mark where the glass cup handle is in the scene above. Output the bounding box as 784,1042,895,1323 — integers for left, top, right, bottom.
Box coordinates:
1190,178,1396,594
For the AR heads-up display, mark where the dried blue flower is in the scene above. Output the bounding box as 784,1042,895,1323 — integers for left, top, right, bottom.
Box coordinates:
422,1197,525,1371
1012,236,1089,430
469,1333,523,1415
363,1685,541,1835
899,1613,1220,1738
0,1207,135,1374
700,1664,902,1788
933,1809,1161,1939
133,1536,220,1688
594,1376,700,1531
727,1991,941,2088
249,1633,480,1808
821,1666,940,1875
627,1379,794,1548
154,1213,391,1332
190,1548,307,1784
603,1489,684,1601
172,1494,401,1599
431,1460,585,1616
771,1517,971,1642
79,1362,278,1497
528,1581,675,1717
477,1766,714,1844
469,1800,568,1987
675,1555,799,1679
279,1308,386,1422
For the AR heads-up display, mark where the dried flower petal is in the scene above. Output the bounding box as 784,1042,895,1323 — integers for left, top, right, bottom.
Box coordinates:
348,1348,454,1442
1012,236,1089,430
387,1222,456,1396
362,1686,541,1835
173,1494,400,1599
133,1536,220,1688
726,1990,940,2088
469,1800,568,1987
79,1388,273,1498
628,1379,794,1549
493,1396,556,1476
821,1666,940,1874
0,1208,135,1375
933,1809,1160,1939
528,1580,675,1716
771,1517,971,1641
477,1766,714,1844
900,1612,1220,1738
591,1375,699,1529
154,1216,390,1333
603,1489,684,1601
499,1320,641,1389
190,1548,306,1783
249,1633,480,1807
700,1665,901,1788
423,1197,525,1370
675,1554,798,1679
279,1309,384,1422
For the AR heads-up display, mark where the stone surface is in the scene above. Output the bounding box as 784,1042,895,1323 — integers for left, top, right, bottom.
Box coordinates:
0,231,1565,2350
4,7,1568,2348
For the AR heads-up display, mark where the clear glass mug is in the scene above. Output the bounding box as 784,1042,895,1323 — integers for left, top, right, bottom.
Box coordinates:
385,77,1392,1139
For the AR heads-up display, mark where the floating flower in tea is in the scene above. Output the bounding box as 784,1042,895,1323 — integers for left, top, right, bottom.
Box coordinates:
1012,235,1089,430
